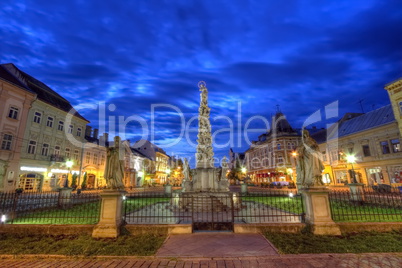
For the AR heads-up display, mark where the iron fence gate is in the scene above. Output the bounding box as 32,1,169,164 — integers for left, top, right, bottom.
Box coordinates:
123,190,305,232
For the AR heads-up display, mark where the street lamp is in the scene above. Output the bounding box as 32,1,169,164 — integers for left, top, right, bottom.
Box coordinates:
65,160,74,188
166,168,171,184
241,167,247,183
346,155,357,183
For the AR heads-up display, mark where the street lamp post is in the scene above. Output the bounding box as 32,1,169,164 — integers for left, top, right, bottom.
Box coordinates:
166,168,171,185
346,155,357,184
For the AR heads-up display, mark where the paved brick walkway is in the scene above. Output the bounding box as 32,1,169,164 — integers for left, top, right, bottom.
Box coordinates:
0,233,401,267
1,254,401,267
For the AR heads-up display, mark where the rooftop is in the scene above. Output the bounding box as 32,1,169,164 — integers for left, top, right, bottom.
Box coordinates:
0,63,88,122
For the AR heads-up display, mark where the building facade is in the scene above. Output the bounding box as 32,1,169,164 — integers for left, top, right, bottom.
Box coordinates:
245,112,300,185
132,139,170,185
0,63,89,191
314,105,401,187
0,65,36,192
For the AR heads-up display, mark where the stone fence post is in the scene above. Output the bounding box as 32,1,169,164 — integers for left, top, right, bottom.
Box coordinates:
300,187,341,235
58,187,73,208
92,190,126,238
240,183,248,194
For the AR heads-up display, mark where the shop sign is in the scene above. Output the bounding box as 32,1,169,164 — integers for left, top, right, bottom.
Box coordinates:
20,166,47,172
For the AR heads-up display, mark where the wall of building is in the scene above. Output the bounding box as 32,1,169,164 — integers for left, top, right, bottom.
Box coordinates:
18,99,88,191
0,80,35,192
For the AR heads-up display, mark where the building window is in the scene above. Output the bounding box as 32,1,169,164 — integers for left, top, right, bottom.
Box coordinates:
85,152,91,164
74,149,79,161
1,134,13,150
93,154,98,165
27,140,37,154
331,151,338,162
54,145,61,156
101,154,105,165
8,107,19,119
322,151,327,161
65,147,71,158
287,142,291,150
381,141,390,154
68,125,73,134
391,139,400,153
362,145,371,157
33,112,42,124
399,101,402,115
46,117,54,127
58,121,64,131
277,143,281,150
77,127,82,137
41,143,49,156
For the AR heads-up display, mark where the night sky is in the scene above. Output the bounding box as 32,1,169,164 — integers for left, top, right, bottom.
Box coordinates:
1,0,401,166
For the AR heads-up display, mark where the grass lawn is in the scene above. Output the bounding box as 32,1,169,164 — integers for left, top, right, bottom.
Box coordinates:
10,202,101,224
330,201,402,222
0,232,167,256
242,196,304,214
263,230,402,254
124,197,171,213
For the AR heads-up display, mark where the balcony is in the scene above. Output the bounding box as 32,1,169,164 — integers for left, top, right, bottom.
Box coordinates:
50,154,65,162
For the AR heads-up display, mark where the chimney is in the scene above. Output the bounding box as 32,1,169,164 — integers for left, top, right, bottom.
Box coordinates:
100,133,109,146
93,128,99,139
85,126,92,137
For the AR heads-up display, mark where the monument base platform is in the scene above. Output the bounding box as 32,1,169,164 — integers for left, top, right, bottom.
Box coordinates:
173,192,241,212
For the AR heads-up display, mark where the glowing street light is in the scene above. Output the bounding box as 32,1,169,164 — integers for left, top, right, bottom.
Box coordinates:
346,155,357,183
241,167,247,174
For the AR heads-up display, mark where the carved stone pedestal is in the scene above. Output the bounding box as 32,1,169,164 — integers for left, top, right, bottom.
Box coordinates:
92,190,126,238
301,187,341,235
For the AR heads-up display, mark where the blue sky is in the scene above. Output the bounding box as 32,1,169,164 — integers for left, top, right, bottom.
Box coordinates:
1,0,401,166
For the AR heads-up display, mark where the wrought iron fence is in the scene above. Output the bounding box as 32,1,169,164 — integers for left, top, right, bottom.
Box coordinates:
123,190,305,230
0,190,101,224
329,188,402,222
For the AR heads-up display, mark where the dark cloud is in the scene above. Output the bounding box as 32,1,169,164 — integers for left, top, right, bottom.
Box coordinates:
0,0,401,163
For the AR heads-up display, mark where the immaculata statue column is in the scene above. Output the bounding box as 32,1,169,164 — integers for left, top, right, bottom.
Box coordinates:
196,81,214,168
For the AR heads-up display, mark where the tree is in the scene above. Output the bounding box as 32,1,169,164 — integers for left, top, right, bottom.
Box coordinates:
81,172,87,189
227,157,242,184
71,173,78,189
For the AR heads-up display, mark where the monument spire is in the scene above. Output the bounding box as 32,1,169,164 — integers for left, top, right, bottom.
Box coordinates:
196,81,214,168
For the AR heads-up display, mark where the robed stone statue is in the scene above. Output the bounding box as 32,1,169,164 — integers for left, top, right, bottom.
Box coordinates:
104,136,125,190
296,130,325,187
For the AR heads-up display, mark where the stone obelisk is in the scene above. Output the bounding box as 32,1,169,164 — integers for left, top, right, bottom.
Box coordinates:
196,81,214,169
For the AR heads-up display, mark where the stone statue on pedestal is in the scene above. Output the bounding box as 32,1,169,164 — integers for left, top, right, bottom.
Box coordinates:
296,130,325,188
104,136,125,190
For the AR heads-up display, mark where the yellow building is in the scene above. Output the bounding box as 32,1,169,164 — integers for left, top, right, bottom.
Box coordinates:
0,63,89,191
0,64,36,192
132,139,170,186
313,105,401,187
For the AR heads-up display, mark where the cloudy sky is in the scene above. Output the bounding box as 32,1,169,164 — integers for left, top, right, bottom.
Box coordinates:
1,0,401,166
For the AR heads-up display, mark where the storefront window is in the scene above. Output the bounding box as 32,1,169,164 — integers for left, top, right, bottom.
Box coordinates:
334,171,348,185
388,166,402,184
367,168,384,185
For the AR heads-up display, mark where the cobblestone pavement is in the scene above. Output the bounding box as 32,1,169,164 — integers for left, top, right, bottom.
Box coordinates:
0,254,401,268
